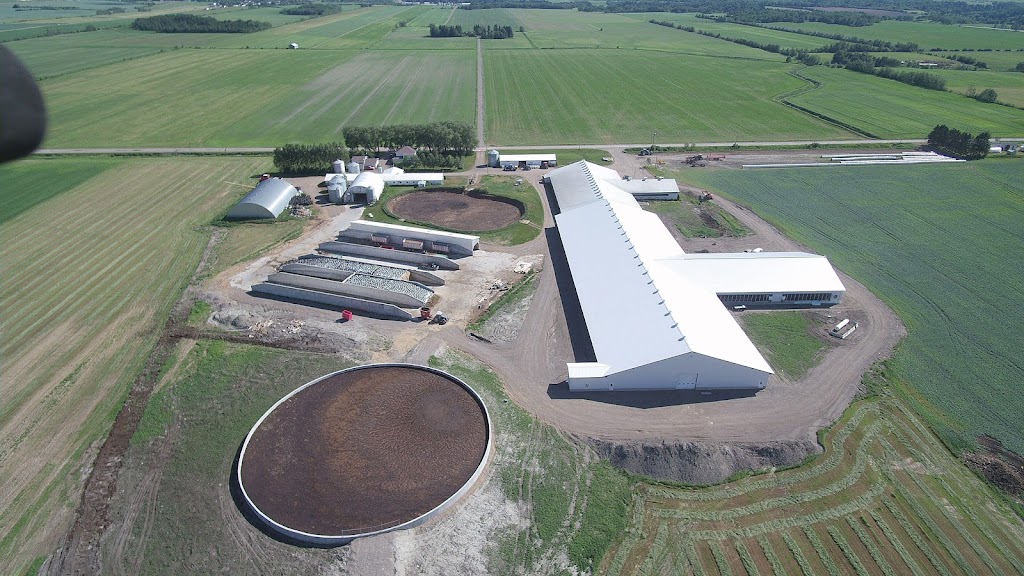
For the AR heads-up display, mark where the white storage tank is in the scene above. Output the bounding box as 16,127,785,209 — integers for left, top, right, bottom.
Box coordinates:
347,161,361,174
332,159,344,173
487,149,500,168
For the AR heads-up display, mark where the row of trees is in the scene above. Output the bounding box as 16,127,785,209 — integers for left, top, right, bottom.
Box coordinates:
131,14,271,33
395,151,465,171
273,142,348,174
342,122,476,156
927,125,990,159
427,24,515,39
832,51,947,90
280,3,344,16
724,9,887,27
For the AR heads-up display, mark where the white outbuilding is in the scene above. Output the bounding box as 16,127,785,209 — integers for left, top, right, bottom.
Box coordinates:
226,178,297,219
547,161,845,392
349,172,384,205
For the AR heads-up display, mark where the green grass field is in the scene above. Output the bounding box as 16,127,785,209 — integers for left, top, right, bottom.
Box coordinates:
680,160,1024,456
739,311,830,380
787,66,1024,138
485,50,848,145
627,12,831,51
645,193,749,238
603,394,1024,575
0,155,273,575
926,68,1024,108
772,20,1024,51
39,48,475,147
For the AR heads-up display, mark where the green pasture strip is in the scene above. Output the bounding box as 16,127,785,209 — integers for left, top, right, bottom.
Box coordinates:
40,48,474,148
768,20,1024,51
926,68,1024,108
429,350,633,574
627,12,830,51
205,218,306,278
0,17,133,41
0,156,271,575
484,49,849,146
603,394,1024,575
120,341,352,573
788,66,1024,138
496,148,613,165
0,157,118,224
645,194,748,238
738,311,829,380
7,38,161,80
511,9,788,56
679,160,1024,455
377,21,477,49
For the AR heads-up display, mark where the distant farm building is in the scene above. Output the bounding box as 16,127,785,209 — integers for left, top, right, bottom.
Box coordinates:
545,161,845,393
394,146,417,161
288,42,298,49
351,155,381,171
488,150,557,170
226,178,297,219
324,166,444,204
614,176,679,201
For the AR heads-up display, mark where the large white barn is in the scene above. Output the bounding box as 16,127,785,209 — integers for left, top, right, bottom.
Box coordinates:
546,161,845,392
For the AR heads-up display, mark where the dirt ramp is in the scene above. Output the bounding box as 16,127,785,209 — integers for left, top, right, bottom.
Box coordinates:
589,438,821,485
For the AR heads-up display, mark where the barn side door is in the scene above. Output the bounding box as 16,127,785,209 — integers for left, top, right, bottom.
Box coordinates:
676,373,698,390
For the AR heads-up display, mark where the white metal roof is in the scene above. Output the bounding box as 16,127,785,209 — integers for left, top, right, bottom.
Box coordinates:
348,220,480,242
226,178,296,219
673,252,846,295
550,161,772,376
615,178,679,195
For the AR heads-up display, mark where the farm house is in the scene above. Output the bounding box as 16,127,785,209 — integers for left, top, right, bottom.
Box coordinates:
226,178,297,219
546,161,845,392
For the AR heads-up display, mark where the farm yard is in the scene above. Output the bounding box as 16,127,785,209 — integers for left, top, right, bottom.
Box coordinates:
0,156,274,573
4,1,1024,574
680,161,1024,456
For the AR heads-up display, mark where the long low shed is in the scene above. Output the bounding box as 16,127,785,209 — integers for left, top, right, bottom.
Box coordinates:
498,154,557,168
345,220,479,256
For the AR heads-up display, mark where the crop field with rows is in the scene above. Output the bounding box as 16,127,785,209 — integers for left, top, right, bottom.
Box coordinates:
38,48,475,147
484,49,847,145
786,67,1024,138
0,156,272,574
603,396,1024,575
627,13,831,51
681,161,1024,455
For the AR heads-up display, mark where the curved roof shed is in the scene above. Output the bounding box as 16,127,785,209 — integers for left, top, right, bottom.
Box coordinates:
227,178,297,219
349,172,384,205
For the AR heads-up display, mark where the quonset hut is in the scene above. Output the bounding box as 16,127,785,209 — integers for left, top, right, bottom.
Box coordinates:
545,161,845,392
226,178,297,219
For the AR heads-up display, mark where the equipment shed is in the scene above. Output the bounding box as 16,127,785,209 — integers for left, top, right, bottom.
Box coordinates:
349,172,384,205
497,154,557,169
226,178,297,219
345,220,479,255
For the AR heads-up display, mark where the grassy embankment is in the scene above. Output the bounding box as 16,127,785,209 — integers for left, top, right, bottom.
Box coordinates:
365,174,545,245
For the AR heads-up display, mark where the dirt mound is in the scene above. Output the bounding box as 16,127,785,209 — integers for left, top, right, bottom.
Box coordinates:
589,438,821,485
389,190,524,232
964,435,1024,502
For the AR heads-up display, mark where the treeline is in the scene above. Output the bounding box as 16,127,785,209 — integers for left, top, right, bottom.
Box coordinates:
461,0,585,9
428,24,515,39
131,14,271,33
927,125,990,159
719,19,920,51
723,9,886,27
342,122,476,156
280,3,344,16
832,51,946,90
946,54,987,69
395,151,465,171
273,142,349,174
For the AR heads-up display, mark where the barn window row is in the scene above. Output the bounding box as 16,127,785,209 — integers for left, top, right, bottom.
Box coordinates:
782,292,833,302
719,293,771,303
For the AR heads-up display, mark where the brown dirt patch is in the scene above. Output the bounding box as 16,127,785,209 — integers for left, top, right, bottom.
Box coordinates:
238,365,488,536
964,435,1024,503
388,189,523,232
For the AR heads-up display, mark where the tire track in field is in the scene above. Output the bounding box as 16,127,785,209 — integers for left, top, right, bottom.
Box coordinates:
381,56,425,125
333,58,410,132
476,39,486,151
